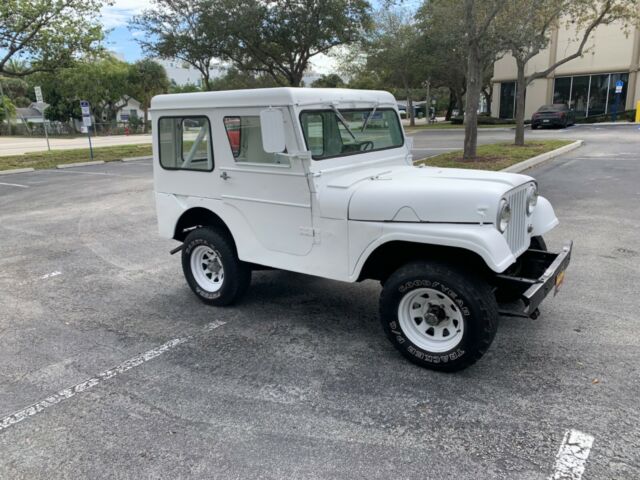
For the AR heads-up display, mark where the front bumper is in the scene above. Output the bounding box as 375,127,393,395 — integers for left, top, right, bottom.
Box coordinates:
496,241,573,317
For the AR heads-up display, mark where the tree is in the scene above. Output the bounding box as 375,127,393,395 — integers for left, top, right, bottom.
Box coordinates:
0,95,16,123
129,59,170,132
133,0,372,88
131,0,223,90
497,0,640,146
0,77,31,107
461,0,504,160
34,58,133,126
208,68,281,90
415,0,498,123
357,9,427,126
311,74,346,88
0,0,108,77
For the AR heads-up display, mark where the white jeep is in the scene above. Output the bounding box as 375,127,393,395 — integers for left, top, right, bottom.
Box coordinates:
151,88,572,371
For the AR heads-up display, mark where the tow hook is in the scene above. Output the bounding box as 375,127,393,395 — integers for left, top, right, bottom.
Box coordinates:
170,243,184,255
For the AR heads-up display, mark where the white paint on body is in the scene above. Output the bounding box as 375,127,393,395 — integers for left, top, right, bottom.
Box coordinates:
0,320,226,433
549,429,594,480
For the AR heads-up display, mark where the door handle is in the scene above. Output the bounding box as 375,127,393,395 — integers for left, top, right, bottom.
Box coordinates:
220,171,230,180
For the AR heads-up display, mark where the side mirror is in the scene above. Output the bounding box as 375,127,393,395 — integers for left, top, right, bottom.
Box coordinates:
260,108,286,153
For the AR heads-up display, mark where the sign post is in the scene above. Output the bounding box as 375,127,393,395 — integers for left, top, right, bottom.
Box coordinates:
80,100,94,161
34,86,51,151
611,80,624,122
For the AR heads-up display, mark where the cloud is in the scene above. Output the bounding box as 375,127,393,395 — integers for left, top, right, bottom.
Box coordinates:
101,0,154,28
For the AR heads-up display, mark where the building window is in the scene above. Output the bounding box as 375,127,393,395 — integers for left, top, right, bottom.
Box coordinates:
499,82,516,119
553,73,629,118
158,116,213,171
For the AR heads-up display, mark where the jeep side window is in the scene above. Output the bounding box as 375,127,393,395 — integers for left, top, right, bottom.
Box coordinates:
300,108,404,160
223,115,278,164
158,116,213,171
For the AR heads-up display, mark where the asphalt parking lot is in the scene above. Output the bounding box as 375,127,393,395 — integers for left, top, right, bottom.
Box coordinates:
1,125,639,479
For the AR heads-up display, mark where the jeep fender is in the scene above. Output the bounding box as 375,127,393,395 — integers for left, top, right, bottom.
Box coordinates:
351,222,516,278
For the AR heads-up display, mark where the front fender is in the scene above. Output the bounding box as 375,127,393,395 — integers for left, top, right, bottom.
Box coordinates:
531,196,559,237
350,222,516,279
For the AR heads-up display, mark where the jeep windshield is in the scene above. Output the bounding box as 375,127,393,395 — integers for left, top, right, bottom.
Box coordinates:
300,108,404,160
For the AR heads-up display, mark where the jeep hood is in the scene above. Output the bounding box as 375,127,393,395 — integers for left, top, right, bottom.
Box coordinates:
344,165,533,223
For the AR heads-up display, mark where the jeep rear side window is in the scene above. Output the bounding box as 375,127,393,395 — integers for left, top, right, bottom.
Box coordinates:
223,115,278,164
158,116,213,171
300,108,403,160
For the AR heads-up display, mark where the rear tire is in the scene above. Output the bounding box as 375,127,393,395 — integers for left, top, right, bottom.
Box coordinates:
181,227,251,306
379,261,498,372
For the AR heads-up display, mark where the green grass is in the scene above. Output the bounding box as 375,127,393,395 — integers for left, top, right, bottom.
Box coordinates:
404,122,516,132
415,140,573,171
0,144,152,171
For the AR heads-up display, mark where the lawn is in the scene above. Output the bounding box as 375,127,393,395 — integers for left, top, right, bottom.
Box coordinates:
415,140,573,171
0,144,152,171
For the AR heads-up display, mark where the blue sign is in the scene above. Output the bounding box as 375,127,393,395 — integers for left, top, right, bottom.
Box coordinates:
615,80,624,94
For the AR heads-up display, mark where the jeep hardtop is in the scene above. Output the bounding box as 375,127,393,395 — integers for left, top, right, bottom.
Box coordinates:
150,87,572,371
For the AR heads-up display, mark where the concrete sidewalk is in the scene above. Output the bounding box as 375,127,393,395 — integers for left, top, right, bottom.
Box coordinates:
0,134,152,157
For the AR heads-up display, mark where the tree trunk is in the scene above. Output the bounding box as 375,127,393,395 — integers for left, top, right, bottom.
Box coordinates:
445,90,455,121
463,41,481,160
143,107,148,134
408,93,415,127
514,59,527,146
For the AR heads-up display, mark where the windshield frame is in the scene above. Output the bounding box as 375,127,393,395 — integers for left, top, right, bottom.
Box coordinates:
299,107,405,161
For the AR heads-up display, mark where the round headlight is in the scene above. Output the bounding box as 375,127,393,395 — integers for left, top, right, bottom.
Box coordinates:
526,185,538,215
497,199,511,233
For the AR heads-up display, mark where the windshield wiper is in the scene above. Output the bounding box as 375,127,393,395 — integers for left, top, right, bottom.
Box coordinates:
361,104,378,133
330,105,358,142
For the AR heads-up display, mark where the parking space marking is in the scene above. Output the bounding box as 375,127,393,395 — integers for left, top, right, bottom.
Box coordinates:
39,271,62,280
0,181,29,188
549,429,594,480
0,320,226,434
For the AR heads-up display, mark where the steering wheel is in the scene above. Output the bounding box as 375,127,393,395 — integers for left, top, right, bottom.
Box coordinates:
359,141,374,151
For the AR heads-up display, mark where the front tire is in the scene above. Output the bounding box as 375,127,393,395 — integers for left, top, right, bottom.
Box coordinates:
380,261,498,372
181,227,251,306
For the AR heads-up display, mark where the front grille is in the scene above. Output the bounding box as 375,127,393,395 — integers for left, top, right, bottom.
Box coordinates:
503,185,530,257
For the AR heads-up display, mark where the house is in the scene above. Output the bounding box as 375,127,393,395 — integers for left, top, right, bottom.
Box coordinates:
16,103,47,124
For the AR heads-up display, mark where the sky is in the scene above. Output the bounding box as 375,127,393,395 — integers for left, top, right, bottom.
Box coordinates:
104,0,341,74
102,0,411,74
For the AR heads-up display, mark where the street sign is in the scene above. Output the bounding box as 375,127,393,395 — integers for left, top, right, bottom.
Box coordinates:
80,100,91,117
615,80,623,94
34,86,43,104
83,115,92,127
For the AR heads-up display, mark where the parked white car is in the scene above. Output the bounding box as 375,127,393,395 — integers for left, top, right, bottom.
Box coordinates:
151,88,572,371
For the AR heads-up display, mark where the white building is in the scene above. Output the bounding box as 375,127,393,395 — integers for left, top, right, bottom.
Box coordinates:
155,59,225,88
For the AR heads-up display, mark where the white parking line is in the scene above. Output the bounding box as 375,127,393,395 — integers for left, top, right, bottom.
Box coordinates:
0,181,28,188
0,320,226,433
39,271,62,280
549,429,595,480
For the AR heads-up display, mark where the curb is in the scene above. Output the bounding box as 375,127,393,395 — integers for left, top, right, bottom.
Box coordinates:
56,161,105,169
0,168,35,175
121,156,152,162
501,140,583,173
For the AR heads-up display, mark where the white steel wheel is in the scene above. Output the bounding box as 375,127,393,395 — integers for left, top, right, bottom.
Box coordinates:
398,287,464,353
190,245,224,293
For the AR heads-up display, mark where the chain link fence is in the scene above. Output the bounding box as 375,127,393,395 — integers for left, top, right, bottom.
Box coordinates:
0,120,151,137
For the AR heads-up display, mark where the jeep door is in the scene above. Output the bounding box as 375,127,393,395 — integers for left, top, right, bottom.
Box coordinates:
213,108,314,256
